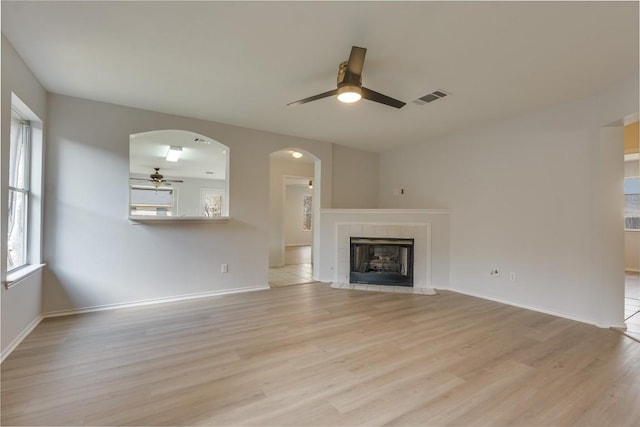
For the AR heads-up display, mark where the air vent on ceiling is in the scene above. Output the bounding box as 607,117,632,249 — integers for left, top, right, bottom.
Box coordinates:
413,89,451,105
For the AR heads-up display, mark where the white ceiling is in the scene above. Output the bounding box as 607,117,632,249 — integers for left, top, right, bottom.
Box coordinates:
130,129,227,180
270,149,315,163
2,1,638,152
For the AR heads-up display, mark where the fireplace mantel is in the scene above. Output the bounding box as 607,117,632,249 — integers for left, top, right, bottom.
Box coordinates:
318,209,450,291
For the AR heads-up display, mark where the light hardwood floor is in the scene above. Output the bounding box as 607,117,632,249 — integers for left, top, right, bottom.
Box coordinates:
2,283,639,426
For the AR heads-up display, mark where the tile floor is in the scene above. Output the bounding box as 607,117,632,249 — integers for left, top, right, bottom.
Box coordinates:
269,263,313,287
624,272,640,342
269,246,314,287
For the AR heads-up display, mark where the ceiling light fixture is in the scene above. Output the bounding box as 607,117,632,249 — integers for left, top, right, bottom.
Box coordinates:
337,85,362,103
166,146,182,162
291,151,303,159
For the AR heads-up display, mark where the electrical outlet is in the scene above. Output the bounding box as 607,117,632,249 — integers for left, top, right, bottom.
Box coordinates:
509,272,516,281
221,263,228,273
490,268,500,277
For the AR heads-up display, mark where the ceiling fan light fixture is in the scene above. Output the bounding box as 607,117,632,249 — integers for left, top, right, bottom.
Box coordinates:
337,85,362,103
165,146,183,162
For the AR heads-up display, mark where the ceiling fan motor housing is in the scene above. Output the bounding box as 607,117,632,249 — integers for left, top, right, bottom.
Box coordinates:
337,61,362,88
150,168,163,181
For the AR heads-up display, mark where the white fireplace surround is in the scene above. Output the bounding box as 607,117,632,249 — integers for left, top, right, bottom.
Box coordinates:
318,209,451,291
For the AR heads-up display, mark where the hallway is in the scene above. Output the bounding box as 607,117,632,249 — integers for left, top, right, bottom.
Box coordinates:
269,246,313,287
624,272,640,341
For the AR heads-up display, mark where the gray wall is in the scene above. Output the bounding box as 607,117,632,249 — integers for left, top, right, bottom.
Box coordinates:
1,36,48,357
332,144,379,208
42,94,338,313
42,94,382,313
378,73,638,327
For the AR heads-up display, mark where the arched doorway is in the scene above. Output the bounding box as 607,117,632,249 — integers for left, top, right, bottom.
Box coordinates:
268,149,320,287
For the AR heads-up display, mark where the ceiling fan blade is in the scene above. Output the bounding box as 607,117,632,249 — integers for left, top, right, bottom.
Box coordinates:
165,179,184,183
287,89,338,106
361,87,406,109
346,46,367,77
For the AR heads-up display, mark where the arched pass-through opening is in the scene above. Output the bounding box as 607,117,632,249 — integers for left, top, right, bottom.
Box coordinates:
268,148,320,287
129,129,230,218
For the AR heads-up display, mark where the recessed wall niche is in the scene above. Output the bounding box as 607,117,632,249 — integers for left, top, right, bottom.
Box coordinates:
129,130,229,218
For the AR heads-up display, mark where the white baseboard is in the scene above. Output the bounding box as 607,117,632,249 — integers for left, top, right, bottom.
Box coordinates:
43,286,270,319
448,286,626,329
1,314,43,363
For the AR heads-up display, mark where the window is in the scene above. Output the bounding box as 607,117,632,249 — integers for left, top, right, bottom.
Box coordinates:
303,195,312,231
7,111,31,271
130,186,175,216
625,177,640,230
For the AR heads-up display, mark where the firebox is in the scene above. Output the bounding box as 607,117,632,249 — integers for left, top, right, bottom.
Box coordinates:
350,237,414,286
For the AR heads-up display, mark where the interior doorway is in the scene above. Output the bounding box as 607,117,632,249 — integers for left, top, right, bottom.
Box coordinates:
268,149,319,287
623,117,639,341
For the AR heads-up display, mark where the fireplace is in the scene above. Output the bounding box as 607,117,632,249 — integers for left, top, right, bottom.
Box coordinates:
350,237,414,286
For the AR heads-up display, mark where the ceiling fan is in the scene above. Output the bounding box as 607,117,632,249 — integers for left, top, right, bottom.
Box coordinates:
130,168,184,187
287,46,406,109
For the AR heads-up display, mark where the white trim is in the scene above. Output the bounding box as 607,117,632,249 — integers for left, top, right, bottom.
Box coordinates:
129,216,230,224
4,263,46,289
1,315,43,363
321,209,451,215
448,286,627,329
330,282,437,295
43,285,270,318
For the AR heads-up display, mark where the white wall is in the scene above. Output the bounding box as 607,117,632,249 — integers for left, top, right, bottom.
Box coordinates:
269,158,314,267
173,177,226,217
284,184,313,246
332,144,379,208
1,36,48,359
378,74,638,327
43,94,339,313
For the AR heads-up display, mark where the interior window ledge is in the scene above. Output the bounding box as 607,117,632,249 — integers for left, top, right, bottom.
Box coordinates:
128,216,230,224
4,263,46,289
